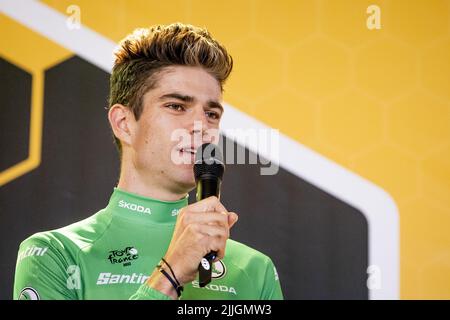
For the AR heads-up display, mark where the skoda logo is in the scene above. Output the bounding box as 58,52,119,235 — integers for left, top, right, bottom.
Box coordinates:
212,260,227,279
19,287,40,300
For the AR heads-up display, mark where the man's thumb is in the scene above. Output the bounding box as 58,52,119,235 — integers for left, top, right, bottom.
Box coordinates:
228,212,239,228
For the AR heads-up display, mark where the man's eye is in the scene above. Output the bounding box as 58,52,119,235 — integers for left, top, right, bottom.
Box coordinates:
206,111,220,120
166,104,185,112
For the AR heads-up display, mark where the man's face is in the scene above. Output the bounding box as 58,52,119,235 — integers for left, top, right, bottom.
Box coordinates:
128,65,223,195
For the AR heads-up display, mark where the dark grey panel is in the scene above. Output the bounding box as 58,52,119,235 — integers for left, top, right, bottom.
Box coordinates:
0,57,31,171
0,56,119,299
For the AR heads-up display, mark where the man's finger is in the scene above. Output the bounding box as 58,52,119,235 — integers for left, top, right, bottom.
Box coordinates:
187,196,227,213
228,212,238,229
183,211,229,228
198,224,229,239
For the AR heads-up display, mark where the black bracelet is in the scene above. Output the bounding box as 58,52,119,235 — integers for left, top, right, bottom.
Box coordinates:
157,259,183,298
161,258,182,287
158,267,183,297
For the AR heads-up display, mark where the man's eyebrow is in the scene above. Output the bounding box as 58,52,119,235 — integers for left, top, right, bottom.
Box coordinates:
207,100,224,114
158,92,224,113
158,92,194,103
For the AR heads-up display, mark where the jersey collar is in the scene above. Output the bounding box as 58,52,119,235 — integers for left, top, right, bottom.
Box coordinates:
107,187,188,225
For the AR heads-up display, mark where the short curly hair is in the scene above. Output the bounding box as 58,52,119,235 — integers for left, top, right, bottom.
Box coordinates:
108,22,233,156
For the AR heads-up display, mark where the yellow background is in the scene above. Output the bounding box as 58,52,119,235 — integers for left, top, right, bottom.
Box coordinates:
2,0,449,299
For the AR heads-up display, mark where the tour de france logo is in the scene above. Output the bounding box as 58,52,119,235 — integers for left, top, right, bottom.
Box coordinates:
107,246,139,267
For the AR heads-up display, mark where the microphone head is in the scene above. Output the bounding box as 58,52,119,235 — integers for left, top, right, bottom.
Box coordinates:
193,143,225,182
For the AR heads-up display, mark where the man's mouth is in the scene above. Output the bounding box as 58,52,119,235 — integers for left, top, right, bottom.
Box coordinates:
179,147,197,155
177,147,198,165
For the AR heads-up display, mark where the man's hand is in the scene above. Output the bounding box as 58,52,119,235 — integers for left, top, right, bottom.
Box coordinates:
146,196,238,299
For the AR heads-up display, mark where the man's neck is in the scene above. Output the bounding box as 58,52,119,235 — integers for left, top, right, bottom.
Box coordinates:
117,167,188,202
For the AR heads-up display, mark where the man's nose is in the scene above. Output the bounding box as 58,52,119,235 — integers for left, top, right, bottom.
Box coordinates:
189,107,210,135
189,109,218,145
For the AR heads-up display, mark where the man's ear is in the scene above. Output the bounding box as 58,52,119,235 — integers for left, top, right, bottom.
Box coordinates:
108,104,135,147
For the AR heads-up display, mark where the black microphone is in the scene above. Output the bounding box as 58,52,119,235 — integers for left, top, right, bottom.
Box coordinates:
193,143,225,287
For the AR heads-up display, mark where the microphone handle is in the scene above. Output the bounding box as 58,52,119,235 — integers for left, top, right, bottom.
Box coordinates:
196,177,221,287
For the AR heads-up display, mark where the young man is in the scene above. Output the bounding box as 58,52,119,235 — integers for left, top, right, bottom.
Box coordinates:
13,23,283,300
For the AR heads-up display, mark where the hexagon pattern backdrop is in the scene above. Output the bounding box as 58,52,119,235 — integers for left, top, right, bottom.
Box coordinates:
0,0,449,299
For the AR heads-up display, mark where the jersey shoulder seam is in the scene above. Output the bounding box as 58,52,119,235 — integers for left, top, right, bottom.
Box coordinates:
75,210,114,260
225,239,272,295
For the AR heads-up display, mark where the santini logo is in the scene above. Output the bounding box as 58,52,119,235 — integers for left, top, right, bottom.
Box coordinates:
18,246,48,262
96,272,149,285
118,200,151,215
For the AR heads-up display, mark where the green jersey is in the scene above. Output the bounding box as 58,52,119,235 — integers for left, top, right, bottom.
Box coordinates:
13,188,283,300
